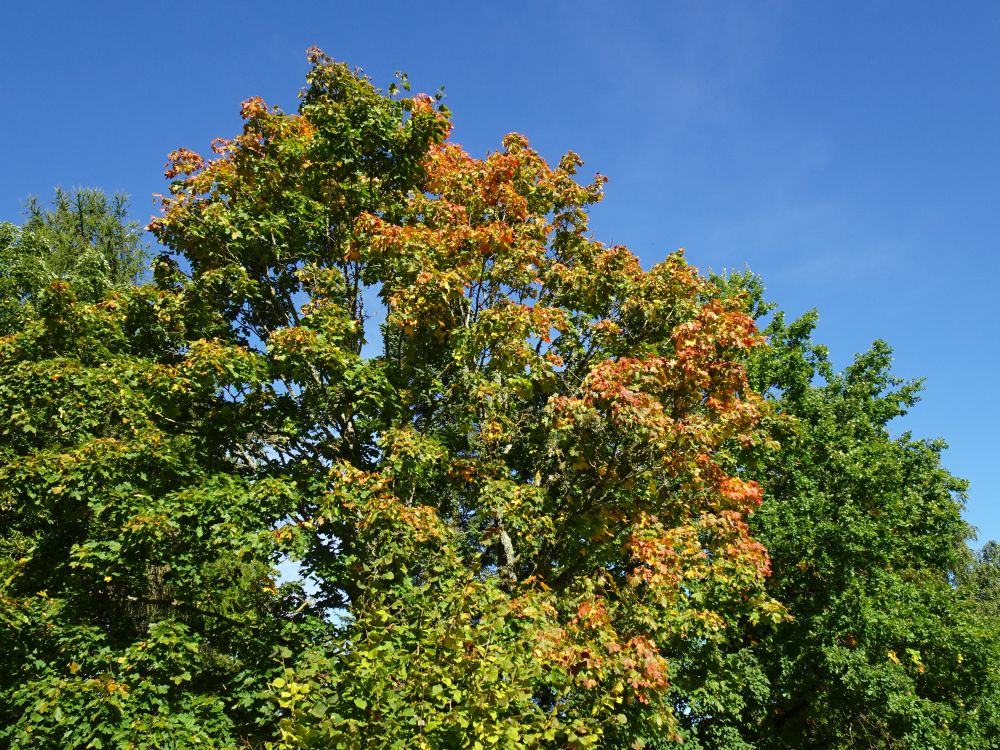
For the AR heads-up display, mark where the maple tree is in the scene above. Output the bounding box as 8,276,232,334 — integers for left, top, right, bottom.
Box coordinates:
148,48,784,748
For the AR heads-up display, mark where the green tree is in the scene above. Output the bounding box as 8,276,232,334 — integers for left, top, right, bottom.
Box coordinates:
0,188,147,335
958,541,1000,621
679,284,1000,749
0,279,321,747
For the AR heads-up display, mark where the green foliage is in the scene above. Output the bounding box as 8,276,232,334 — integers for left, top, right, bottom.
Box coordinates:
0,280,316,747
680,279,1000,749
0,189,147,335
959,541,1000,620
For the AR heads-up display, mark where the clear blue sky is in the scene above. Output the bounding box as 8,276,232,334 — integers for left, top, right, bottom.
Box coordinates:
2,1,997,543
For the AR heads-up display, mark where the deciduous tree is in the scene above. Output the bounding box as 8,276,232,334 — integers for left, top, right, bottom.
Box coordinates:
679,282,1000,749
148,49,784,748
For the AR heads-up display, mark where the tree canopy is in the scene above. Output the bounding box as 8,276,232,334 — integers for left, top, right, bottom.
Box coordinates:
1,49,996,750
674,288,1000,748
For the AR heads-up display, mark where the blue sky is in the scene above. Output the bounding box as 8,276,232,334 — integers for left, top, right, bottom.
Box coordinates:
2,1,997,543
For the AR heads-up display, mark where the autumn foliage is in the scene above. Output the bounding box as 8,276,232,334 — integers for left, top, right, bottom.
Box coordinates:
155,48,782,746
